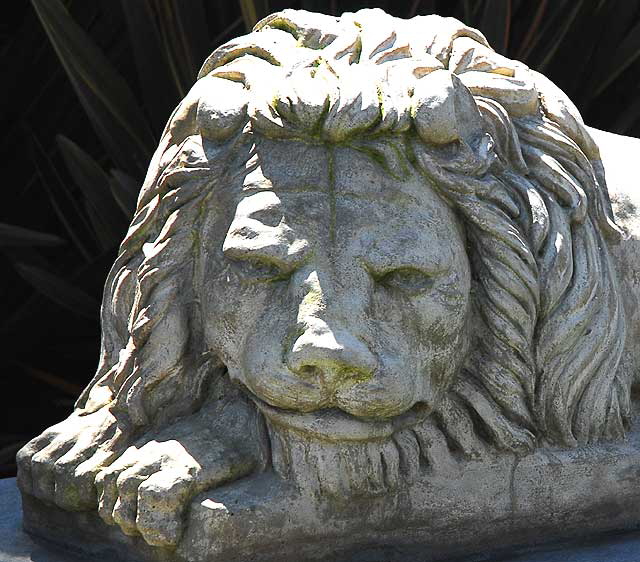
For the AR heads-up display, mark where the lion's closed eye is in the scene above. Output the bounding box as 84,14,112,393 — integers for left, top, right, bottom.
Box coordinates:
377,268,434,295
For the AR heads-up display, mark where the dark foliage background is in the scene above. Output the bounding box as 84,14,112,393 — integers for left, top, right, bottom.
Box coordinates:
2,0,640,477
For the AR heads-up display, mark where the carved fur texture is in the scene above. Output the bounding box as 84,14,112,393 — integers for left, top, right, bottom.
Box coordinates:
79,8,627,450
18,9,632,548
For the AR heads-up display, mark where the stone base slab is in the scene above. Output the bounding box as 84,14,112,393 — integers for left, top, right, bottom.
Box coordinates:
15,416,640,562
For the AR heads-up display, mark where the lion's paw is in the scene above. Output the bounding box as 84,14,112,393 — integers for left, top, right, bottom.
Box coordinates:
95,433,256,547
16,407,126,511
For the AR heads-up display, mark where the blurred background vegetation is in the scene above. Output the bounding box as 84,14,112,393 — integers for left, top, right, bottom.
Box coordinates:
2,0,640,477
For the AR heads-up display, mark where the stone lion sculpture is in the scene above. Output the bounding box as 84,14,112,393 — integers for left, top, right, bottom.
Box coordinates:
17,7,635,555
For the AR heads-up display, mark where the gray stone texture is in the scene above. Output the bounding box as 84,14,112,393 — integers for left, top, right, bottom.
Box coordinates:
591,127,640,386
13,8,640,562
4,477,640,561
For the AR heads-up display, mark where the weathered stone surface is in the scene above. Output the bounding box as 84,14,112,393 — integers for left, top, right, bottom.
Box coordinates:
5,476,640,562
13,414,640,561
15,7,640,561
589,127,640,386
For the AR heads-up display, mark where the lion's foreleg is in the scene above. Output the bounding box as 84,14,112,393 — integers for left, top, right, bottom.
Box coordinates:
94,386,266,547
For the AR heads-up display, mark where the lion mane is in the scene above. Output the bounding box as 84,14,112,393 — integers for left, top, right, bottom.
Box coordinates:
75,9,629,464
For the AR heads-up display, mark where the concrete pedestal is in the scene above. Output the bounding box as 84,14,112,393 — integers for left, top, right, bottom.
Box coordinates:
4,476,640,561
9,418,640,562
1,477,106,562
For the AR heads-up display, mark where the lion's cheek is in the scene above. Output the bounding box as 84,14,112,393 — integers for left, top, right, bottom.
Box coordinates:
201,276,286,368
372,292,469,411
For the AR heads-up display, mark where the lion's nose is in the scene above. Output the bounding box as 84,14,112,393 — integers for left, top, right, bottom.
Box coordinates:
286,326,377,387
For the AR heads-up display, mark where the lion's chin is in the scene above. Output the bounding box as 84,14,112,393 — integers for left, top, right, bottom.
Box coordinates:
250,393,432,442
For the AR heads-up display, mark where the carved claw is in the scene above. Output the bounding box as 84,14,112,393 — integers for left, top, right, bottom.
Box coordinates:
16,407,124,511
95,435,257,547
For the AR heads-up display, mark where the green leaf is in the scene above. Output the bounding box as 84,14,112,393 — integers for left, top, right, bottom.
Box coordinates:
239,0,259,31
31,0,156,177
120,0,181,130
1,249,115,337
110,169,140,219
14,263,100,318
154,0,212,98
513,1,548,60
56,135,128,250
461,1,475,25
13,362,84,397
479,0,512,54
407,0,436,18
536,0,585,72
518,0,570,64
584,0,640,85
613,95,640,134
28,131,94,261
0,223,65,248
299,0,327,13
588,17,640,100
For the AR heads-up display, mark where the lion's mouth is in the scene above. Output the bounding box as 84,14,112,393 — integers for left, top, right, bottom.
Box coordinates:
248,392,432,442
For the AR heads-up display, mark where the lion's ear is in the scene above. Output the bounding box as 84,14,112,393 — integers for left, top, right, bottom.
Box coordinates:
412,70,484,145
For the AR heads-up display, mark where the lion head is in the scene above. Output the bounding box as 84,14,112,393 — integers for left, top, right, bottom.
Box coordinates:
75,9,630,496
